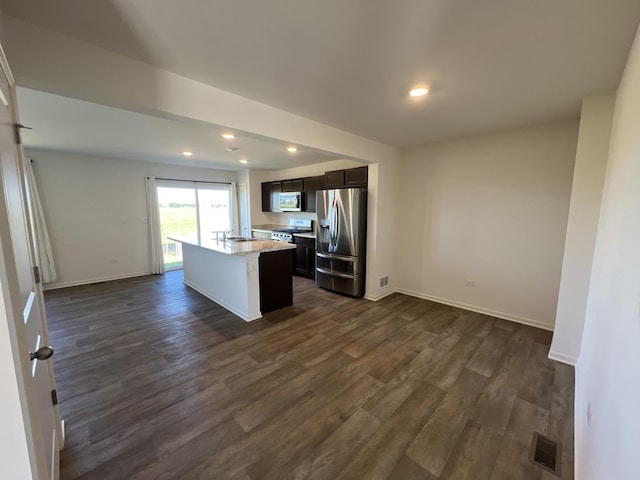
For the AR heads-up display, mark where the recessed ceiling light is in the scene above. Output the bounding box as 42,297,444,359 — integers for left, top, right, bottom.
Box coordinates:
226,146,239,152
409,86,429,97
286,146,298,153
182,151,194,156
239,159,248,164
221,132,235,140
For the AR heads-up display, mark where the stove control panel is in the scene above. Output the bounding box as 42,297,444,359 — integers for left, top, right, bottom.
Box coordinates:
271,231,293,243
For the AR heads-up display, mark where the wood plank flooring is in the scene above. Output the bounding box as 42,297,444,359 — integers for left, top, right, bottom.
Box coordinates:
45,271,574,480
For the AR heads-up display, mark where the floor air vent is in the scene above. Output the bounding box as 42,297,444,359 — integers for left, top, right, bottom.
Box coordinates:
529,432,561,476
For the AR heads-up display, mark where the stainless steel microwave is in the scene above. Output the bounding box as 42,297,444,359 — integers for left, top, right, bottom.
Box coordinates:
279,192,303,211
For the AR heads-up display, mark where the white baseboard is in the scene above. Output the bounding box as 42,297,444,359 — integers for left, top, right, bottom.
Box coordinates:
60,420,65,449
43,271,152,290
547,349,578,366
183,279,262,322
395,288,555,332
364,288,396,302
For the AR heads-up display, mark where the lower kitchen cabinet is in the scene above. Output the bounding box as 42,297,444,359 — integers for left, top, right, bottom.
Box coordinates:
259,249,294,314
294,236,316,278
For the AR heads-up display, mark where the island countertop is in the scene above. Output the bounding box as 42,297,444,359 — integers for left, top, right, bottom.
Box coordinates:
168,236,296,256
251,224,286,234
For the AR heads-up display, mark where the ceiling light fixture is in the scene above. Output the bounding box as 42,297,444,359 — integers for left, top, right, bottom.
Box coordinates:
409,86,429,97
221,132,235,140
286,146,298,153
182,151,194,156
239,159,248,164
226,146,239,152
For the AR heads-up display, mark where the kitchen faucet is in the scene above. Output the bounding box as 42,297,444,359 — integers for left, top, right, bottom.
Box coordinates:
222,229,234,242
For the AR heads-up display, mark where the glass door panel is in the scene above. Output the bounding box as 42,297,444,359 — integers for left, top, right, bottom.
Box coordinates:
157,186,197,269
198,187,231,241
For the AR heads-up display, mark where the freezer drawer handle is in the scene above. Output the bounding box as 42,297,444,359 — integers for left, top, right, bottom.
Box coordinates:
316,267,355,280
316,252,355,262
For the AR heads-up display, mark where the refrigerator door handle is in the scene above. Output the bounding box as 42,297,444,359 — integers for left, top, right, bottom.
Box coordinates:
316,252,355,262
316,267,355,279
329,196,337,247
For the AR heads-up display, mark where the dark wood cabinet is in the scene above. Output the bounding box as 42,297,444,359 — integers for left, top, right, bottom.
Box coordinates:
282,178,304,192
261,181,282,212
324,166,368,188
294,236,316,278
324,169,345,188
345,166,368,187
261,182,271,212
259,249,294,313
302,175,323,213
262,168,365,213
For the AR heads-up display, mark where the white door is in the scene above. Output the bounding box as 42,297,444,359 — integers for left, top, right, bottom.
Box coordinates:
0,48,61,479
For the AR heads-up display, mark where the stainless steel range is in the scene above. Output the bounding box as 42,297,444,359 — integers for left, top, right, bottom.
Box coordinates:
271,218,313,243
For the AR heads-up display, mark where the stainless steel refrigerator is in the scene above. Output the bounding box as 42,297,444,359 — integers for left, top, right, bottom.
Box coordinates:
316,187,367,297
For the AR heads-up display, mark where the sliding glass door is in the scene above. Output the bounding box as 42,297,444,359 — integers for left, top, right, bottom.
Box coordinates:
157,181,232,270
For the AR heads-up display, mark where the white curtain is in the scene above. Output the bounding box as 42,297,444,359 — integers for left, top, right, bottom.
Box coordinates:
24,158,57,283
230,181,240,235
145,176,165,274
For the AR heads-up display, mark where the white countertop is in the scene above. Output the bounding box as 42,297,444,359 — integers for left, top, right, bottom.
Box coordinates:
251,224,286,234
168,236,296,256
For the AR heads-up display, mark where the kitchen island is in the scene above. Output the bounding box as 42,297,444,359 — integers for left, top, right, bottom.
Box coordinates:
169,236,296,321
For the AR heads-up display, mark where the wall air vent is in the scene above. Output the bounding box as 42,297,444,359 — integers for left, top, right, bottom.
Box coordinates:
529,432,561,476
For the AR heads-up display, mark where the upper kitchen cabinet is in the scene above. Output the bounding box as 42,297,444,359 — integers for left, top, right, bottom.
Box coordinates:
324,169,345,188
345,166,368,187
262,181,282,212
303,176,324,213
324,166,368,188
282,178,304,192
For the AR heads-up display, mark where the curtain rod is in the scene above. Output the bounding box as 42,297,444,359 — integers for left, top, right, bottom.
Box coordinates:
149,176,231,185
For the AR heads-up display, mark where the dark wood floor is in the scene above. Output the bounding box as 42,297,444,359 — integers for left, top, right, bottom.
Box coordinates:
45,271,574,480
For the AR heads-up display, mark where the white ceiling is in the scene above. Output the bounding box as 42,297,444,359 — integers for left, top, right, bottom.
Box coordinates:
3,0,640,146
16,88,341,170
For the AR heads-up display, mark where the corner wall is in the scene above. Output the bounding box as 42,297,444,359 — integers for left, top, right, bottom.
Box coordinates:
27,149,238,289
549,92,615,365
397,120,579,329
575,25,640,480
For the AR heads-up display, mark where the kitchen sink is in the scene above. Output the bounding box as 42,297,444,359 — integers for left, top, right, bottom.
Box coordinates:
224,236,256,242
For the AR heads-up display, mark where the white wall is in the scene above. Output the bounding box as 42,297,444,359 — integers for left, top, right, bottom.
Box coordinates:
549,93,615,365
397,120,579,329
575,25,640,480
26,149,238,289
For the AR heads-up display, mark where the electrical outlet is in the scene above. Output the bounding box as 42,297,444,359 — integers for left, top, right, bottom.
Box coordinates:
384,276,389,286
465,280,476,287
379,277,385,287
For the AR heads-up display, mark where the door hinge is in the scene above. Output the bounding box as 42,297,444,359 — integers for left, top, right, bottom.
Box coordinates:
33,266,41,284
14,123,32,145
51,389,58,406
